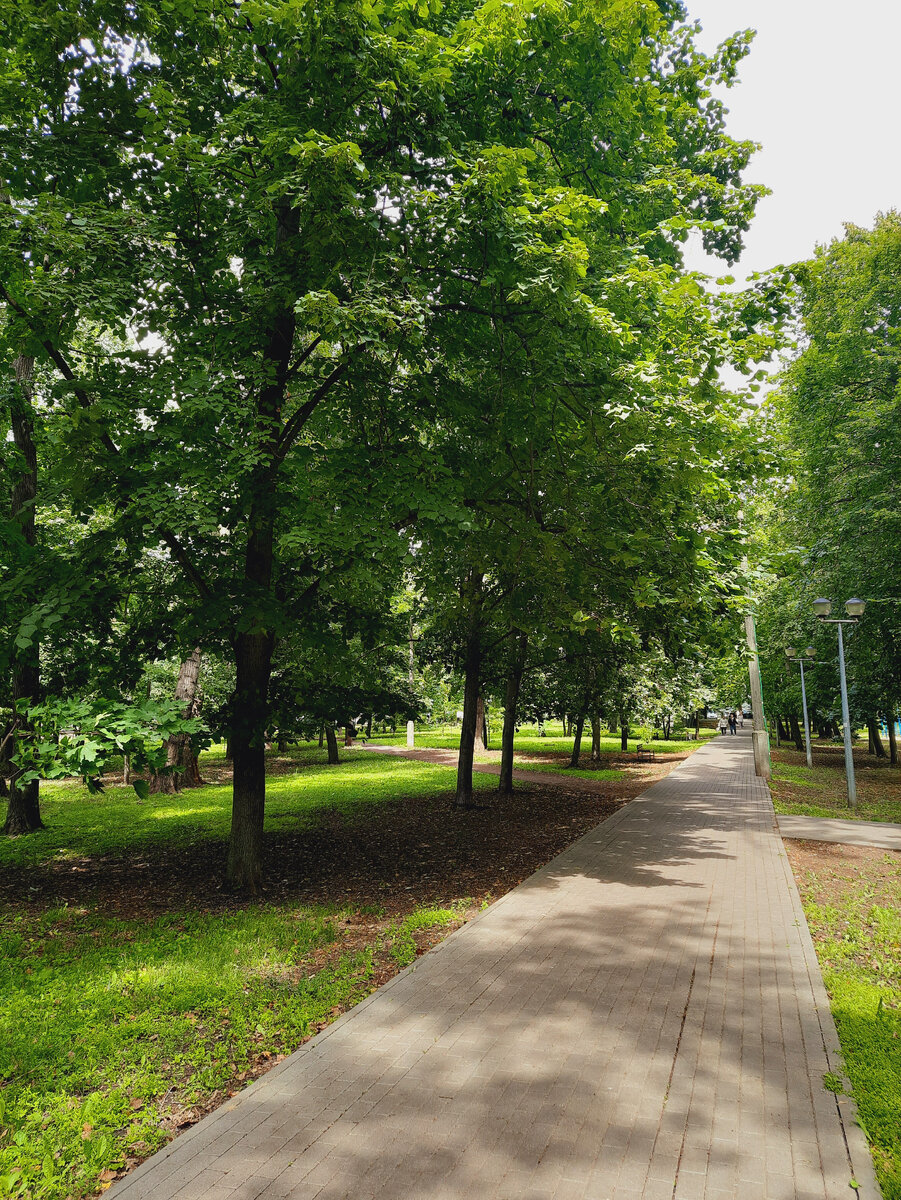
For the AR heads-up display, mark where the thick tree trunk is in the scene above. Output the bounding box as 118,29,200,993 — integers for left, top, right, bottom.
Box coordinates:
226,625,275,892
590,714,601,761
789,714,804,753
455,573,483,808
620,722,628,753
868,718,887,759
888,712,898,765
569,712,586,767
325,724,339,765
498,631,528,795
4,355,43,836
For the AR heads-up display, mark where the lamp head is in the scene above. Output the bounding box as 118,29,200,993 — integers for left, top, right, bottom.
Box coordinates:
845,597,866,618
812,598,832,618
805,646,816,658
784,647,796,659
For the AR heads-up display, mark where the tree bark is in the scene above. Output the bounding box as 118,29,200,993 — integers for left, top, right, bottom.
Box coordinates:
455,572,483,808
150,647,205,793
789,714,804,753
569,712,586,767
325,723,340,764
590,714,601,761
226,623,275,892
888,712,898,765
318,723,324,748
474,694,487,753
4,354,43,836
498,630,528,795
620,722,628,753
868,718,887,759
344,721,356,746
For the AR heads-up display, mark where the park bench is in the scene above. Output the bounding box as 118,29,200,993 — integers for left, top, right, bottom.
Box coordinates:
636,744,656,762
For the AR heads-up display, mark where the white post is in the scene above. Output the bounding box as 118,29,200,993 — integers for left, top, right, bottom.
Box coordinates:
744,612,771,780
798,659,813,770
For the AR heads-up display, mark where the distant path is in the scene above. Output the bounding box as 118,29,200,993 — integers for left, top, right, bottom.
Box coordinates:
111,729,879,1199
778,812,901,850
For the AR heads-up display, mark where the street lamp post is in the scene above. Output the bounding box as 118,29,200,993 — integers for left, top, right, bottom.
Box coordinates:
784,646,816,769
813,597,866,809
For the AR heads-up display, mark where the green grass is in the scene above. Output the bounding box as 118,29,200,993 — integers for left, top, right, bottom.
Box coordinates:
0,752,492,1199
770,751,901,823
0,900,463,1200
796,858,901,1197
366,726,714,756
0,752,493,870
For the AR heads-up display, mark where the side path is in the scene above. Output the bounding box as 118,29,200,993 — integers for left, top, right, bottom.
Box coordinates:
112,733,879,1200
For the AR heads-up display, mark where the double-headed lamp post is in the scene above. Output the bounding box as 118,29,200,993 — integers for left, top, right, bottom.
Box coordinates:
784,646,815,769
813,597,866,809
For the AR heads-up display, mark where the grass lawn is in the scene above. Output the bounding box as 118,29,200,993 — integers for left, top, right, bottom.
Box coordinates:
365,723,716,759
770,744,901,823
786,840,901,1198
0,746,623,1200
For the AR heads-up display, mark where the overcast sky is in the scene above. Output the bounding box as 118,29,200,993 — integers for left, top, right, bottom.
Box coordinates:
681,0,901,281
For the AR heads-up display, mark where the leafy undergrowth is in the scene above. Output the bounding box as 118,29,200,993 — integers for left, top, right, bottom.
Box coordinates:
787,840,901,1198
771,745,901,823
0,754,626,1200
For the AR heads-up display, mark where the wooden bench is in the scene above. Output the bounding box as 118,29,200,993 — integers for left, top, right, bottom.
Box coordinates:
636,744,656,762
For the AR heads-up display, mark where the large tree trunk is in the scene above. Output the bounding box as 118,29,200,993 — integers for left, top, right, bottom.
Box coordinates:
4,355,43,836
150,647,205,793
888,712,898,766
227,626,275,891
325,723,340,764
868,718,887,759
590,714,601,761
569,711,586,767
455,573,484,808
498,631,528,795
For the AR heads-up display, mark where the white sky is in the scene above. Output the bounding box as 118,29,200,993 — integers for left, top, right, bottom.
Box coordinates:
681,0,901,281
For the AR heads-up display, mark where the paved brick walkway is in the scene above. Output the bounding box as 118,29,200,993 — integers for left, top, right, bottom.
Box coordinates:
111,732,879,1200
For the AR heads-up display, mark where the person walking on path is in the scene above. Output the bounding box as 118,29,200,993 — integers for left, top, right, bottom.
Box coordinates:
718,714,728,735
728,711,738,735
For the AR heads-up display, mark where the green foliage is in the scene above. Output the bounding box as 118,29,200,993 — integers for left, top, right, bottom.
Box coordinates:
12,698,209,797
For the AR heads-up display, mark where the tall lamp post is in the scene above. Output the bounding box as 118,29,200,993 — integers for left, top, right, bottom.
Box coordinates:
813,597,866,809
785,646,815,769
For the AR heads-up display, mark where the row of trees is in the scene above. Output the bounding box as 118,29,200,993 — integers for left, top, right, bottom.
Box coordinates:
740,212,901,752
2,0,774,889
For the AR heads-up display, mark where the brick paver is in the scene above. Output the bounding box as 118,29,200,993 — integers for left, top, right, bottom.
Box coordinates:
111,732,880,1199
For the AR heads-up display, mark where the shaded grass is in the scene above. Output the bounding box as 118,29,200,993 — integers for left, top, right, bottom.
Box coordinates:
366,729,713,756
788,843,901,1197
0,900,463,1200
771,747,901,823
508,762,624,781
0,753,493,871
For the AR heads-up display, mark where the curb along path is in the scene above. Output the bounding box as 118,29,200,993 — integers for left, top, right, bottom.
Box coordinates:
112,732,879,1199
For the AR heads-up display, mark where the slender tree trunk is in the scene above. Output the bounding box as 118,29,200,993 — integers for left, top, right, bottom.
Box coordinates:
620,721,628,753
591,714,601,761
345,720,356,746
569,711,586,767
325,723,340,765
789,714,804,753
868,718,887,759
225,738,233,761
318,723,324,748
151,647,205,793
366,713,372,738
695,710,700,739
4,355,43,836
888,712,898,765
455,572,483,808
472,696,487,748
498,631,528,795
